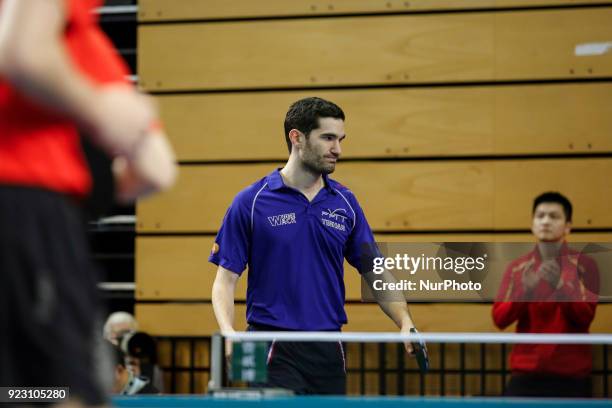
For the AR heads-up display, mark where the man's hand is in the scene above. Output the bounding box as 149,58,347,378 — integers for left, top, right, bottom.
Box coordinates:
400,322,415,356
408,327,430,374
102,86,178,202
127,127,178,190
222,329,235,359
537,260,561,288
112,129,178,203
521,265,540,294
90,85,157,155
222,329,235,377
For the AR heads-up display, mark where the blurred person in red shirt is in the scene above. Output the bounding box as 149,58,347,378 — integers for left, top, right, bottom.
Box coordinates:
493,192,599,398
0,0,177,406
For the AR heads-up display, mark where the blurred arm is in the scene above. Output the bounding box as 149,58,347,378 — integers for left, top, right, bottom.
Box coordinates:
558,259,599,327
492,301,527,329
0,0,98,122
492,264,528,329
0,0,177,198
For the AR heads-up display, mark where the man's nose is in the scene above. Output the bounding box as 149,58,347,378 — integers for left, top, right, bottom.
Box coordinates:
331,140,341,156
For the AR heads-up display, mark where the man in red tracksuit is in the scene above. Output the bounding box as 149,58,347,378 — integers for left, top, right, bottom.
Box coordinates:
493,192,599,398
0,0,177,406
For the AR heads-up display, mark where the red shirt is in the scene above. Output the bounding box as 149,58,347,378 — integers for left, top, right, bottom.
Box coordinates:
0,0,130,197
492,243,599,377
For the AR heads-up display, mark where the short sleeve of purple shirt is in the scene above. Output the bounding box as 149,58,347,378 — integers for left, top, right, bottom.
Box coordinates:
208,189,252,275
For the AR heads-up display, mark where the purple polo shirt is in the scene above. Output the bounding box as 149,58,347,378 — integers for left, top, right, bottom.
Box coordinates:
209,169,377,330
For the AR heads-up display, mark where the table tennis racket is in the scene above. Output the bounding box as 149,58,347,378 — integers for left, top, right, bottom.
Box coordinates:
410,327,429,374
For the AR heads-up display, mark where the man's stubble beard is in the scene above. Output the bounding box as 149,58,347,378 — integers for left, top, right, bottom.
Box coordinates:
301,141,336,175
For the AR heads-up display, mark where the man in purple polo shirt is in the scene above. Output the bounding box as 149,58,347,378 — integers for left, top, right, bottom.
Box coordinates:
210,97,417,394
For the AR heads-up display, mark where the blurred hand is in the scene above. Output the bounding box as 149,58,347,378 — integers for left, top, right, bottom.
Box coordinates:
537,260,561,287
225,338,234,359
90,85,157,156
128,127,178,190
221,329,236,359
112,127,178,203
521,266,540,294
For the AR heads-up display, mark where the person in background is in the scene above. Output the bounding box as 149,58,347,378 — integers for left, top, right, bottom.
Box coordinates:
103,311,165,393
109,341,159,396
493,192,599,398
103,312,139,346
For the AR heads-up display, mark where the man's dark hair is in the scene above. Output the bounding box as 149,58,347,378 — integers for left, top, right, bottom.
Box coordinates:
532,191,573,222
284,97,345,153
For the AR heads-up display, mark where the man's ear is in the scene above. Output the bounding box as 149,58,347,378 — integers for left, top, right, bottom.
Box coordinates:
288,129,303,149
564,221,572,236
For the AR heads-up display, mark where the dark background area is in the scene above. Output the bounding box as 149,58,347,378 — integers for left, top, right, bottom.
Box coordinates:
91,0,138,314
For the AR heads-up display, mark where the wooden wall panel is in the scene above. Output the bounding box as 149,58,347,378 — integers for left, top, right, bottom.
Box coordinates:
158,84,612,161
495,9,612,80
137,163,279,233
136,303,612,335
136,159,612,232
139,0,612,21
136,236,247,300
136,233,612,300
136,303,246,336
139,9,612,91
493,159,612,229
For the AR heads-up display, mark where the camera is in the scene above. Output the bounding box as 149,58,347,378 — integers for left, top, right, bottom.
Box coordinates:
118,331,157,365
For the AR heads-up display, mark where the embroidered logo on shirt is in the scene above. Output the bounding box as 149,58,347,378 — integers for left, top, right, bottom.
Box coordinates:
321,218,346,231
322,208,348,223
321,208,348,231
268,212,297,227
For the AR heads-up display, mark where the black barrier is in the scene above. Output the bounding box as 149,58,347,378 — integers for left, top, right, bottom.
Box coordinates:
153,337,610,397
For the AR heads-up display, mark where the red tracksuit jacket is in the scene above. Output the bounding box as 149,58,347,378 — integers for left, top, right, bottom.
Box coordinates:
492,243,599,377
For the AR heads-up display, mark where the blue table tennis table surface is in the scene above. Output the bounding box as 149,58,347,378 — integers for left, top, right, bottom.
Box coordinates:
113,395,612,408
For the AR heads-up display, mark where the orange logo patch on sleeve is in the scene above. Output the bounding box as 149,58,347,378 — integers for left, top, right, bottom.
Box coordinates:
211,243,219,255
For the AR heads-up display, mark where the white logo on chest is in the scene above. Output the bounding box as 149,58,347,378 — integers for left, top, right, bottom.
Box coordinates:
321,208,347,231
322,208,347,222
268,212,297,227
